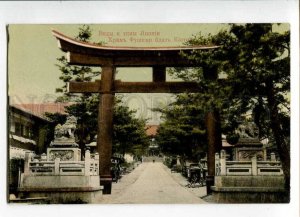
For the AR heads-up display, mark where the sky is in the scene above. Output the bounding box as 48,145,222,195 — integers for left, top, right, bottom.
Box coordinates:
8,24,229,103
8,24,229,123
7,24,289,123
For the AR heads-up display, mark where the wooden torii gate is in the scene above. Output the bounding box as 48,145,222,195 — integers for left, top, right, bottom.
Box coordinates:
52,30,222,194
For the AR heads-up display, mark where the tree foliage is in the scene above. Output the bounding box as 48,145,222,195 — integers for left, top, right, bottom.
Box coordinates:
155,93,207,160
180,24,290,140
113,97,149,157
55,26,99,100
44,112,67,125
51,25,148,157
161,24,290,191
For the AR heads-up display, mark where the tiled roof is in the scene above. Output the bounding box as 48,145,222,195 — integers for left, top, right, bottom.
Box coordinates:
12,103,72,118
146,125,159,136
10,105,50,122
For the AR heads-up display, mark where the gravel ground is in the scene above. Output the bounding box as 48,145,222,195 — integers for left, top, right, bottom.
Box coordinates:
98,162,208,204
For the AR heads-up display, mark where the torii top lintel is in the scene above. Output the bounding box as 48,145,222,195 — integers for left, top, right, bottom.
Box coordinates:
52,30,218,67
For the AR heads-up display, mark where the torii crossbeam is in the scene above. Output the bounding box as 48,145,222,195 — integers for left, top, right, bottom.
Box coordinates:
52,30,221,194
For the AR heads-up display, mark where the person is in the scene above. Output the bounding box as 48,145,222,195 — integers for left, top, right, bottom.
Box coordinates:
153,159,155,163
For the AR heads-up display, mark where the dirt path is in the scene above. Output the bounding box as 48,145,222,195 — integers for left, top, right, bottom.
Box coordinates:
99,162,207,204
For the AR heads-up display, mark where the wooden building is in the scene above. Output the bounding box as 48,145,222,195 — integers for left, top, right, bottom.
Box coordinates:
8,105,54,194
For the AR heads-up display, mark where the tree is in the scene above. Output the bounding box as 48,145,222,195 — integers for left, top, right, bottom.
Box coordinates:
113,97,149,157
176,24,290,193
44,112,67,125
155,93,207,160
227,24,290,192
54,25,100,152
52,25,149,157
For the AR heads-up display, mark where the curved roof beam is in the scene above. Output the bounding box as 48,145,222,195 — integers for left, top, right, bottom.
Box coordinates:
52,30,219,67
52,29,219,52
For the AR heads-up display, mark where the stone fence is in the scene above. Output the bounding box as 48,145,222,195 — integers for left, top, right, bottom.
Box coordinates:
215,150,283,176
24,150,99,176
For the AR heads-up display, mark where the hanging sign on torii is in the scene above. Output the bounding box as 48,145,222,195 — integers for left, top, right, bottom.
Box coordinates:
52,30,221,194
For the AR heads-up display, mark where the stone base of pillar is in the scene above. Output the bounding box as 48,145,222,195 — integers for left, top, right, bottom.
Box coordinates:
100,175,112,194
206,175,214,195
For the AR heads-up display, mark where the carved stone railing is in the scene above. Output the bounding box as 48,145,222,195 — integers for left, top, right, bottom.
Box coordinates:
24,150,99,176
215,150,283,176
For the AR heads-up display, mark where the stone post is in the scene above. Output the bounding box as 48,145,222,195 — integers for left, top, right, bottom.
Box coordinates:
41,153,47,161
92,158,96,175
270,152,276,161
220,150,227,176
94,153,99,175
215,153,220,176
263,148,267,161
54,158,60,176
176,155,180,166
85,149,91,176
251,156,258,175
54,158,60,175
24,151,31,176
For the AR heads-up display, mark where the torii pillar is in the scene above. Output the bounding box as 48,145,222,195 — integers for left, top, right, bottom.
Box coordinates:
98,65,115,194
205,110,222,194
52,30,222,194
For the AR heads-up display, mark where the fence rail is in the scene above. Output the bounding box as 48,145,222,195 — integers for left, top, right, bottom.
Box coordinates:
215,150,283,176
24,150,99,176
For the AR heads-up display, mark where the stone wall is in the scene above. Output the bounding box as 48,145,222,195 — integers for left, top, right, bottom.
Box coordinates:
211,176,288,203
